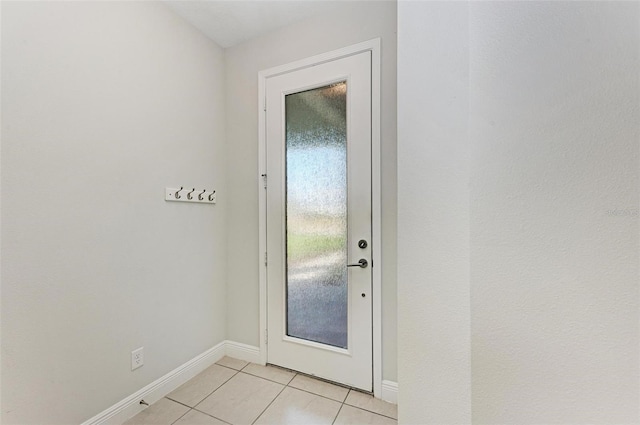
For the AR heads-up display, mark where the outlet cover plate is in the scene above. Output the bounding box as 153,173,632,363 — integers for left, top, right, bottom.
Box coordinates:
131,347,144,371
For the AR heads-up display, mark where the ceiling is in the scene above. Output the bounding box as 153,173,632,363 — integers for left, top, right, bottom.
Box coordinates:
164,1,346,48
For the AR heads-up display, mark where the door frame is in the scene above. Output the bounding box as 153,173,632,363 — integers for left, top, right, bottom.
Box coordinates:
258,38,382,396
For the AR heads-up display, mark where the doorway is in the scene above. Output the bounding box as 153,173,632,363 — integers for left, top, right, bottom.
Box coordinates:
258,40,382,393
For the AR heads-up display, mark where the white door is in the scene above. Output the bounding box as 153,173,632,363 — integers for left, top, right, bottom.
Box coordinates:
265,51,372,391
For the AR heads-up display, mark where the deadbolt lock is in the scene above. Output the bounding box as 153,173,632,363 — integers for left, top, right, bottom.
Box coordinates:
358,239,368,249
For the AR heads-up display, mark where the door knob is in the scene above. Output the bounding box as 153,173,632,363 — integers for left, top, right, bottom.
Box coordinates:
347,259,368,268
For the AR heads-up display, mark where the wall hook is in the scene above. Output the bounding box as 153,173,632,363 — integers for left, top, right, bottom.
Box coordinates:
165,187,215,204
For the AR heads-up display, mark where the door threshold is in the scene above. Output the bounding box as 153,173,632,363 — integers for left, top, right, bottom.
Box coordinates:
267,363,373,396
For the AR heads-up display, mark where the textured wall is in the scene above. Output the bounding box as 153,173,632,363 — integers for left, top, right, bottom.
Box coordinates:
224,1,398,382
397,1,472,423
469,2,639,422
1,2,227,423
398,1,639,423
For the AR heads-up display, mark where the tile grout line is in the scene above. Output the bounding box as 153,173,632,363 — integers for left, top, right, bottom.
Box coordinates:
167,405,192,425
342,404,398,421
341,393,398,421
216,363,247,373
164,397,195,410
191,407,233,425
284,385,348,404
165,366,239,425
186,361,243,425
160,359,396,424
192,361,285,425
281,380,397,421
284,377,349,404
240,368,298,386
250,380,288,425
284,376,397,420
332,401,346,425
290,370,356,392
225,360,359,405
191,367,241,408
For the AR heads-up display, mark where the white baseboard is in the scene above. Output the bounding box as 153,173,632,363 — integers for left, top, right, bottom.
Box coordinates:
380,380,398,404
224,340,262,364
81,341,226,425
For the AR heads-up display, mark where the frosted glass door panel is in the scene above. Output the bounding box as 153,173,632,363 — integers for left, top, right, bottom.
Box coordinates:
266,50,371,390
285,82,347,348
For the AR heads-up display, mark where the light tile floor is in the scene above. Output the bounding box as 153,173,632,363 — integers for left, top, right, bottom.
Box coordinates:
124,356,397,425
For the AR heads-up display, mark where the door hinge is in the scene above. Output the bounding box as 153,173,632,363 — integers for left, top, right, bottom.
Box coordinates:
261,173,267,189
264,251,268,266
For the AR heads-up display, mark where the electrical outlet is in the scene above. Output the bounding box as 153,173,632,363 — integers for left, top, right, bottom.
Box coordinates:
131,347,144,371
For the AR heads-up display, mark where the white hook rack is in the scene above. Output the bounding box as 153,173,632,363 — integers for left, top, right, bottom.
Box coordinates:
165,187,216,204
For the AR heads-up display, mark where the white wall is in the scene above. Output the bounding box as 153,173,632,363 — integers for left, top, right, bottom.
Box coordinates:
224,1,398,381
469,2,639,423
398,1,639,423
1,2,227,424
397,1,472,423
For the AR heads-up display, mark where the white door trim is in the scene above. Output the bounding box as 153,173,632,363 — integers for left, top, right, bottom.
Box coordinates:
258,38,382,397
